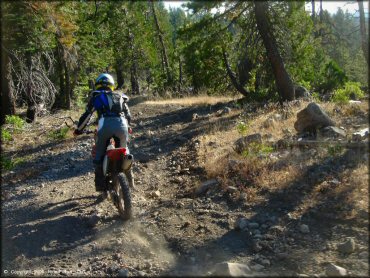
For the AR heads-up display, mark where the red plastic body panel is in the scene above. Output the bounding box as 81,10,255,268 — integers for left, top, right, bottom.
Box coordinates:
107,148,126,161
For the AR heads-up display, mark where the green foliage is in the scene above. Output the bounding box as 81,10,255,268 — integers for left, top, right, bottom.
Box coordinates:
0,156,26,171
5,115,25,129
319,60,348,94
236,121,249,136
327,144,343,156
48,127,70,140
332,82,364,104
1,129,12,142
242,142,274,158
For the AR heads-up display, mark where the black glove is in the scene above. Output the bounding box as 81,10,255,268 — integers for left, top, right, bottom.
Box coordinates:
74,129,83,136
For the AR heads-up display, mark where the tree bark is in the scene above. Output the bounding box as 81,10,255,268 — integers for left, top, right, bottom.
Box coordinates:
150,0,172,84
311,0,315,21
115,62,125,89
0,46,16,124
254,1,295,101
178,55,183,91
358,0,369,66
63,60,71,110
222,47,249,97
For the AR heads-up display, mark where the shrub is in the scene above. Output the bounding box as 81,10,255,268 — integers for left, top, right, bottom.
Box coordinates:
1,129,12,142
236,121,249,136
5,115,25,129
319,60,348,94
48,127,70,140
332,82,364,104
0,156,25,171
242,142,274,158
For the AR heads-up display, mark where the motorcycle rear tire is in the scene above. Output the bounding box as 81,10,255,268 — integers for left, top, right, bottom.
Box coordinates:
115,173,132,220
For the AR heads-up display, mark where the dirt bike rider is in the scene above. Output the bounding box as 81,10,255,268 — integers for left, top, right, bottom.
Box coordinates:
74,73,132,193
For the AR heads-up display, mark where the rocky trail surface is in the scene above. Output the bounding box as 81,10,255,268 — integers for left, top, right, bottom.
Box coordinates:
1,97,369,277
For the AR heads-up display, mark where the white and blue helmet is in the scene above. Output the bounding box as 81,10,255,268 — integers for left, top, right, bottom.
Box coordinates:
95,73,115,90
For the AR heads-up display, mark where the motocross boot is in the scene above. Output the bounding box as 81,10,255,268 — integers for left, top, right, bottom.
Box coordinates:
94,165,106,192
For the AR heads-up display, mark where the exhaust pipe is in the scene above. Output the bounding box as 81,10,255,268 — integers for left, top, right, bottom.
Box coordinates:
122,154,134,171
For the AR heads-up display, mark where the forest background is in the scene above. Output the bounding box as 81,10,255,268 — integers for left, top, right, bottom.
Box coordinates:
0,0,368,125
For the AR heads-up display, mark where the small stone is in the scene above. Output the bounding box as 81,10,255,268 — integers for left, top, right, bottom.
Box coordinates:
260,259,270,266
359,251,368,259
223,107,232,114
117,268,129,277
152,190,161,198
299,224,310,234
250,264,264,271
337,238,356,254
234,217,249,230
248,222,259,229
273,114,282,121
226,186,238,194
195,179,219,196
325,263,347,276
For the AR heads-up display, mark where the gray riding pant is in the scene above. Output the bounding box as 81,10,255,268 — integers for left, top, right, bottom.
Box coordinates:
93,116,129,165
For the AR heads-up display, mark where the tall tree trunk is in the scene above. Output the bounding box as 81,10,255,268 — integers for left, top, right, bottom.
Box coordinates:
311,0,315,21
254,1,295,101
1,47,16,124
222,47,249,97
358,1,369,66
178,55,183,91
63,60,71,110
150,0,172,84
115,62,125,89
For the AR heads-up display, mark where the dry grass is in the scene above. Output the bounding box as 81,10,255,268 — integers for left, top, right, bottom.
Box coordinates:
196,99,369,208
144,95,241,106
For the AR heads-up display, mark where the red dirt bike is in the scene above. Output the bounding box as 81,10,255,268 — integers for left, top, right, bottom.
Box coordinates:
88,129,134,220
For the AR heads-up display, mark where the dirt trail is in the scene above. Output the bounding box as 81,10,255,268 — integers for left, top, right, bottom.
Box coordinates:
1,97,369,277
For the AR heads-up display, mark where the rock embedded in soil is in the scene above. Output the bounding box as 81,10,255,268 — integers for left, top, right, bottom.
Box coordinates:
195,179,219,196
235,217,249,230
337,238,356,254
117,268,129,277
294,102,335,133
299,224,310,234
234,133,262,154
325,263,347,276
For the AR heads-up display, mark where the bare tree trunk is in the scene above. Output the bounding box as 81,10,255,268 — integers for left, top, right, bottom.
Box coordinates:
358,0,369,66
1,47,16,124
254,1,295,101
64,60,71,110
311,0,315,21
150,0,172,84
115,62,125,89
222,47,249,96
178,55,183,91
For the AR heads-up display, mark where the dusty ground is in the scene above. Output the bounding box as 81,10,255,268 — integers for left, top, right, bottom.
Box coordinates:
1,95,369,277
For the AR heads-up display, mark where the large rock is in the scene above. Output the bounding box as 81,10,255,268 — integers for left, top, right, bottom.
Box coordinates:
234,133,262,154
294,85,310,99
294,102,335,133
212,262,255,276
